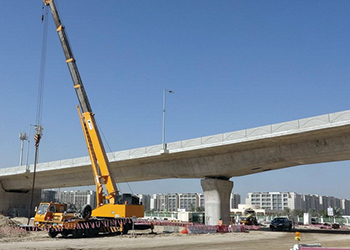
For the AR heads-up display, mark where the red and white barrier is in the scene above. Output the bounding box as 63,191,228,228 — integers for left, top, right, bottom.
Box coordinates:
300,247,350,250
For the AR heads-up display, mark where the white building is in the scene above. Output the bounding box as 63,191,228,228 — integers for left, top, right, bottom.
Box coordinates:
149,193,239,212
58,190,96,210
231,204,266,215
150,193,179,212
246,191,349,214
167,193,178,212
198,193,205,209
178,193,199,211
135,194,151,211
230,193,241,209
246,192,306,211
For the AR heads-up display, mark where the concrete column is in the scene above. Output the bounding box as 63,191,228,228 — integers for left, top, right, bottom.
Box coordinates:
0,188,41,218
201,178,233,226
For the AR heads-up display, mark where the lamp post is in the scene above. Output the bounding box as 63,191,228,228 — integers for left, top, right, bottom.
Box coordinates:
162,89,174,153
19,132,28,166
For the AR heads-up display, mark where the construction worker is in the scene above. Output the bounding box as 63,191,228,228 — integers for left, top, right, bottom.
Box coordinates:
150,221,155,234
218,218,223,226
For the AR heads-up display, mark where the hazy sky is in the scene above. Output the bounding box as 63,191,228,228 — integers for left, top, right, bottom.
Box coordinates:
1,0,350,200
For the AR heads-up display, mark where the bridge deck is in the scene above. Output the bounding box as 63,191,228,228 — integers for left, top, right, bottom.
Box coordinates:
1,110,350,190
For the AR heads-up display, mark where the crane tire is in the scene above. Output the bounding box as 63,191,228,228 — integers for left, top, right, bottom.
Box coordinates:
81,204,92,219
48,228,58,238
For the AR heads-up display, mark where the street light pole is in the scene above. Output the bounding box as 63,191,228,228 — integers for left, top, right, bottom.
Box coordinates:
19,132,28,166
162,89,174,153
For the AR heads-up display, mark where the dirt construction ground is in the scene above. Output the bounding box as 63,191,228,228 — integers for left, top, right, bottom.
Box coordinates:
1,228,350,250
1,217,349,250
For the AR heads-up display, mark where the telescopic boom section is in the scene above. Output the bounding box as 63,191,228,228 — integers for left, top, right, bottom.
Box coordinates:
43,0,119,206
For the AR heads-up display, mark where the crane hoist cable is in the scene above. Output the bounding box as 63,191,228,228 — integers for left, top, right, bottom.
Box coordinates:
28,4,49,225
36,3,49,127
98,122,135,195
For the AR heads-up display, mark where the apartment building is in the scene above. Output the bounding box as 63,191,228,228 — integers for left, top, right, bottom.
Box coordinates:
230,193,241,209
246,191,350,214
178,193,200,211
150,193,179,212
135,194,151,211
149,193,240,212
58,190,96,210
198,193,205,209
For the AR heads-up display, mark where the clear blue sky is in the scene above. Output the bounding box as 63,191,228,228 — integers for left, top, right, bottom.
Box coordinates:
1,0,350,200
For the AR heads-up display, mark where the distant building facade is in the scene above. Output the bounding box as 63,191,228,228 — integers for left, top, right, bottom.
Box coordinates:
198,193,205,209
150,193,179,212
245,191,350,214
179,193,199,211
230,193,241,209
41,190,57,203
41,189,349,215
135,194,151,211
58,190,96,210
149,193,240,212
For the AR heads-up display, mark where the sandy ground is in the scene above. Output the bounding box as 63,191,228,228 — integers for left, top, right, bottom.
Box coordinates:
1,227,350,250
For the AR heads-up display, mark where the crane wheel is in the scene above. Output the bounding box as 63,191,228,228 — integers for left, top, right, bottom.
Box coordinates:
122,223,131,234
48,228,59,238
84,228,96,238
72,229,84,238
61,229,70,237
81,204,92,219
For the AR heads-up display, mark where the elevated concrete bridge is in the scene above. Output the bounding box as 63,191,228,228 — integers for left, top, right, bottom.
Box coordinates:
2,110,350,224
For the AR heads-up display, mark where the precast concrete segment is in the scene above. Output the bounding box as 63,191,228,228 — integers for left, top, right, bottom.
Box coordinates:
2,110,350,190
201,178,233,226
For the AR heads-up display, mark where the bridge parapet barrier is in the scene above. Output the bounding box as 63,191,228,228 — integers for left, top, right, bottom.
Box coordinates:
167,110,350,152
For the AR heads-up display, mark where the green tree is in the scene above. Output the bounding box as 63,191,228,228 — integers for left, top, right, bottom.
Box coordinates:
308,208,318,217
282,207,291,216
292,209,303,217
334,207,342,218
196,206,204,212
189,203,196,212
318,209,327,218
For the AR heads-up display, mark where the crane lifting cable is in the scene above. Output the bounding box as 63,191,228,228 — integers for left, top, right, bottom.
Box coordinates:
36,3,49,128
27,4,49,225
98,122,135,195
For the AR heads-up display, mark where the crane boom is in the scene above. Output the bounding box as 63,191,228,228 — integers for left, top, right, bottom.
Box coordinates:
43,0,91,113
43,0,118,207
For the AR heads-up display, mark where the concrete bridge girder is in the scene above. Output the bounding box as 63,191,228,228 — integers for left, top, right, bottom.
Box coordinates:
2,130,350,191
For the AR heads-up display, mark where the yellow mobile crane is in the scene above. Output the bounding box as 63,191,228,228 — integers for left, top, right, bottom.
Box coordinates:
34,0,144,237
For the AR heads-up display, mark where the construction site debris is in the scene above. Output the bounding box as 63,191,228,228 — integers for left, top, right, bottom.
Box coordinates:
0,215,28,239
0,215,17,228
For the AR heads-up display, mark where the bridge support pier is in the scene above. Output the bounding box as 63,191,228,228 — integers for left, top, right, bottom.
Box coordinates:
0,188,41,218
201,178,233,226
